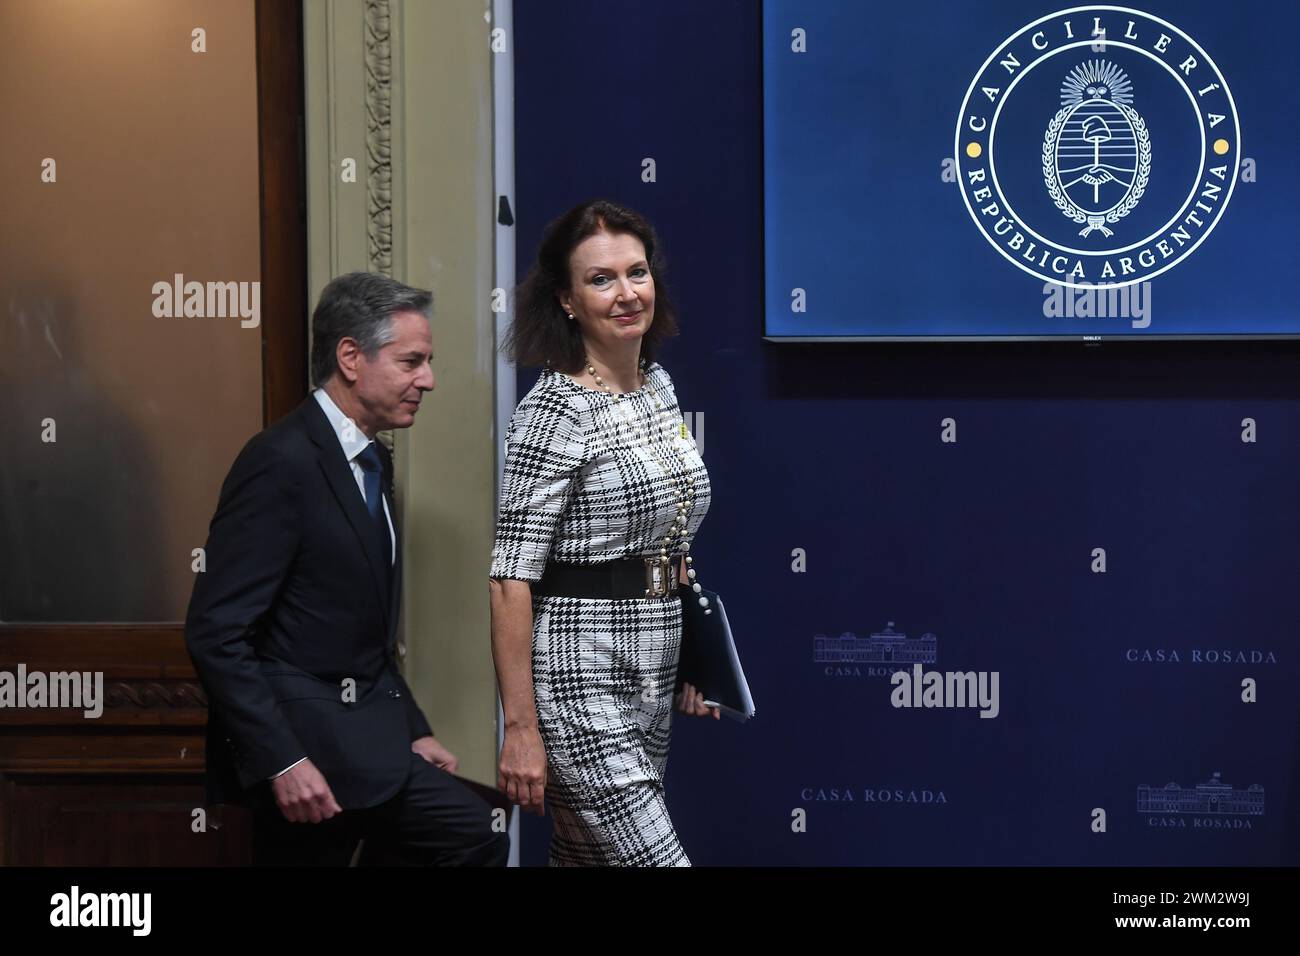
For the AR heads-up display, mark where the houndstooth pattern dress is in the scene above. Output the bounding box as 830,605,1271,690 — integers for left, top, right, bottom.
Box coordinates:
489,362,711,866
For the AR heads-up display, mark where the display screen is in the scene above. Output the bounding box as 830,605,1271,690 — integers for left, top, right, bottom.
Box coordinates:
762,0,1300,340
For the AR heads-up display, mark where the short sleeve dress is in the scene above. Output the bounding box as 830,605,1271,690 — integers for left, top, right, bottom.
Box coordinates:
489,361,711,866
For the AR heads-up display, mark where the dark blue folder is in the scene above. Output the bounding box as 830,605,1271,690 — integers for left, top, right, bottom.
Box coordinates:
676,586,755,722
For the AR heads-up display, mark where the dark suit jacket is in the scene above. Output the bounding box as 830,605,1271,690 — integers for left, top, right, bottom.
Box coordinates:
185,396,432,809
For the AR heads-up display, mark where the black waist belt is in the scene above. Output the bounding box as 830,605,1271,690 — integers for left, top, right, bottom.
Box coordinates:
535,557,680,600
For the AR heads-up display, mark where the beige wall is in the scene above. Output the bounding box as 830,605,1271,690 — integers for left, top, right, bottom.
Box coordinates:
304,0,499,783
396,0,499,786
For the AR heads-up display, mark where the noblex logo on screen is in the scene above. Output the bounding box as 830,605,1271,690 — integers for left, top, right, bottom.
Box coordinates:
955,6,1240,288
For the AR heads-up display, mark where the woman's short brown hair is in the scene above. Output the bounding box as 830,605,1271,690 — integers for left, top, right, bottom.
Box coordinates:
505,198,679,372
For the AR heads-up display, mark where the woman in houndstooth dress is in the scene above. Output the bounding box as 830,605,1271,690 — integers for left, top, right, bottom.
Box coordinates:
489,199,717,866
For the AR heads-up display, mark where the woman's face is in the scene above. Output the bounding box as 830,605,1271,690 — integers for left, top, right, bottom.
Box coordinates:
558,229,655,355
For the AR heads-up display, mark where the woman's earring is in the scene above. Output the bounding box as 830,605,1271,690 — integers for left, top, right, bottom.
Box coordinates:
567,313,575,321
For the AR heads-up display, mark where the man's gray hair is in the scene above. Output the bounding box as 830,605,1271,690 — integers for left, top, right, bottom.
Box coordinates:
310,272,432,387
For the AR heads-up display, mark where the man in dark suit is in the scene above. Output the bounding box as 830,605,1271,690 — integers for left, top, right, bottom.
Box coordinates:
186,271,508,866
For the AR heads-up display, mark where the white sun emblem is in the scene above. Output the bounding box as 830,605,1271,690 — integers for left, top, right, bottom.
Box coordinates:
1043,59,1152,238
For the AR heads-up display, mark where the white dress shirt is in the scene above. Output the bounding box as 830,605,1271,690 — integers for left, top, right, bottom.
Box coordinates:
312,387,397,563
269,388,397,782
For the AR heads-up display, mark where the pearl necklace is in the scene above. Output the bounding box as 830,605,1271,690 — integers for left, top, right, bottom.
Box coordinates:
583,356,711,613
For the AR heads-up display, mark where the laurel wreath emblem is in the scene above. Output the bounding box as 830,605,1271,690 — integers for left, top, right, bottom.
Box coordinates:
1043,103,1151,228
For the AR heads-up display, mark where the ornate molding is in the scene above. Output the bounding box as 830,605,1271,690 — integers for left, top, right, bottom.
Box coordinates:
105,681,207,710
365,0,397,457
364,0,393,277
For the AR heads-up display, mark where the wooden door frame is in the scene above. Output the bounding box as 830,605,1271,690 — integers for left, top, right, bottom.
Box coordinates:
257,0,308,423
0,0,307,865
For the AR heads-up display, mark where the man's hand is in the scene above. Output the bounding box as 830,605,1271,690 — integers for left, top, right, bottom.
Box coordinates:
412,735,458,773
270,758,342,823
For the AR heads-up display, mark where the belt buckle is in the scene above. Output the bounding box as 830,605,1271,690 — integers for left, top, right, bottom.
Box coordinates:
644,556,671,599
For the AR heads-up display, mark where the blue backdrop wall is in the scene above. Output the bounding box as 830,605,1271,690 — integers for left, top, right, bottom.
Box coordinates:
511,0,1300,865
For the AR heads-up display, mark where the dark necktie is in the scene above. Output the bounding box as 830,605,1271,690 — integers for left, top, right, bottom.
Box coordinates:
356,443,393,581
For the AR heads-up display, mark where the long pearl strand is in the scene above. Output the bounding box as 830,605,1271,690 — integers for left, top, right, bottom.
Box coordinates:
584,356,711,613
